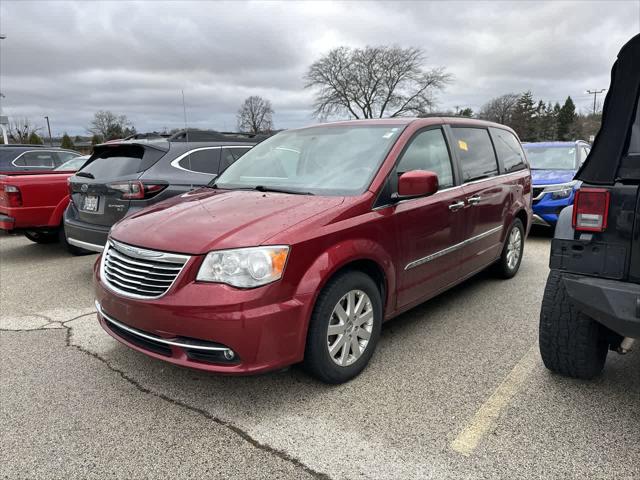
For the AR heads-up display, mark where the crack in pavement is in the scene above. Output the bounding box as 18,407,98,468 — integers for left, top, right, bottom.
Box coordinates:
4,311,331,480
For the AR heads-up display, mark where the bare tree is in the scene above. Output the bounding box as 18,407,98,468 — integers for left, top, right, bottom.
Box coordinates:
237,96,274,134
88,110,135,141
9,118,42,143
478,93,520,125
305,46,452,119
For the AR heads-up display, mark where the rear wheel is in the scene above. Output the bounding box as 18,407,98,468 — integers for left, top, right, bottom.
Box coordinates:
303,271,382,384
493,218,524,278
539,270,609,379
24,230,58,244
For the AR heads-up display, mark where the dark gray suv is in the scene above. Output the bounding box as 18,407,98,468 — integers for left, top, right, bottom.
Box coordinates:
64,131,261,254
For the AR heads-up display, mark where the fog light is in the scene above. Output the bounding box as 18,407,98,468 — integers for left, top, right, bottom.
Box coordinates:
223,349,235,360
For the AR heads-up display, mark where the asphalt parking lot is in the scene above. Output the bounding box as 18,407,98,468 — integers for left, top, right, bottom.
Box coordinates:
1,231,638,479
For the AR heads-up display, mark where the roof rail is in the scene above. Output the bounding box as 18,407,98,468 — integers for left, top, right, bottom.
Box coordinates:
168,129,272,143
0,143,47,147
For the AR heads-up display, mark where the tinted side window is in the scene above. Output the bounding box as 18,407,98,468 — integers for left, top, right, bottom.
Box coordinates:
451,128,498,182
16,151,56,167
219,147,251,174
178,148,220,175
490,128,526,173
397,129,454,188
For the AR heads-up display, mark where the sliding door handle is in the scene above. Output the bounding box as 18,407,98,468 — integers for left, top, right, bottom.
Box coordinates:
449,200,465,211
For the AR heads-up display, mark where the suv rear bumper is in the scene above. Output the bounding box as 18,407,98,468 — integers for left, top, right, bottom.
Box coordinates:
63,206,109,252
561,272,640,338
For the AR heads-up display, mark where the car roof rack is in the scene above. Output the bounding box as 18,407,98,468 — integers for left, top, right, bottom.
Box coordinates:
168,129,270,143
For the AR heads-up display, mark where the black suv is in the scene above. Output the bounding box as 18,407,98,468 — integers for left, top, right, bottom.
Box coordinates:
0,145,81,174
539,34,640,378
64,130,262,253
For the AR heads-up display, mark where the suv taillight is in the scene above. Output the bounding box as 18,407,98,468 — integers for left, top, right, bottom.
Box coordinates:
67,177,73,196
572,188,610,232
1,185,23,208
107,181,166,200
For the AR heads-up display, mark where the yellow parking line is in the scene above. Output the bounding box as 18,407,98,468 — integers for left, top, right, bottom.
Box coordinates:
450,344,539,456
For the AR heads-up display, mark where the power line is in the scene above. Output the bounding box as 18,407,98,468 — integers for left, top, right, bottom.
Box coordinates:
586,89,606,115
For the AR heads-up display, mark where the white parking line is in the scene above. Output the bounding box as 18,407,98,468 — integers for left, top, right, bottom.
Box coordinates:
450,344,539,456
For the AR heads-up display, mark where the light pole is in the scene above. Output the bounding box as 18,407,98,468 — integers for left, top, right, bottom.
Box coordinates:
44,116,53,146
0,34,6,144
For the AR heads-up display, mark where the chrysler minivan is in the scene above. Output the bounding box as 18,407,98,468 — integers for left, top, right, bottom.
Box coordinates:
94,117,532,383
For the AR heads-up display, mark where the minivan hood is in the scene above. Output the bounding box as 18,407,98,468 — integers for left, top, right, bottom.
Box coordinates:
531,169,576,186
110,189,345,255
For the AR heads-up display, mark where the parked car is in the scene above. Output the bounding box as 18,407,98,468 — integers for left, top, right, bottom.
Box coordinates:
0,156,89,247
539,33,639,379
0,145,82,175
64,131,260,254
94,117,532,384
56,154,90,171
523,140,591,228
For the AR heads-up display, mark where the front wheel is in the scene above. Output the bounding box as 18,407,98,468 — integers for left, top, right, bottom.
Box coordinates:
493,218,524,278
303,271,383,384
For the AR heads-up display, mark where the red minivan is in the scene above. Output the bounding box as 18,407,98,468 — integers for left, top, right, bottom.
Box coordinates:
94,117,532,383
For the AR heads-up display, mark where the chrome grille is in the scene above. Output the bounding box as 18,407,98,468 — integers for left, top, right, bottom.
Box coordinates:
101,239,190,299
532,187,545,202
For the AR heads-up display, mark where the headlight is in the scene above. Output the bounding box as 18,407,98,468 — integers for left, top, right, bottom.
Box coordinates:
543,180,578,200
196,246,289,288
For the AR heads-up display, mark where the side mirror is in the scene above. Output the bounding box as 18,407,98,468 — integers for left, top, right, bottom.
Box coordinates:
397,170,439,198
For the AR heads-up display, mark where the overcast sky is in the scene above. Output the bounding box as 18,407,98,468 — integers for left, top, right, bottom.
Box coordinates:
1,0,638,136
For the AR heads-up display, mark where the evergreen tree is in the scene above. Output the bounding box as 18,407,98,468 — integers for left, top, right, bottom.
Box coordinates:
91,134,103,145
61,133,75,149
510,91,536,141
557,96,577,141
458,107,474,117
28,132,43,145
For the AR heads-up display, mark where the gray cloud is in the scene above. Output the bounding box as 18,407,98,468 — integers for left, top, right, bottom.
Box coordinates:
1,0,638,136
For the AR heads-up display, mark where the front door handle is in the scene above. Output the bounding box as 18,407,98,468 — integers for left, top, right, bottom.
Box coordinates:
468,195,482,206
449,200,465,211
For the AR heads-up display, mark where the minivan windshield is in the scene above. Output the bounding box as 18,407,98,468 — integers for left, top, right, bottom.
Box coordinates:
523,146,577,170
215,124,405,195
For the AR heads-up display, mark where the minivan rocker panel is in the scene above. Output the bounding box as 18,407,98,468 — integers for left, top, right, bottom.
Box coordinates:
95,118,532,383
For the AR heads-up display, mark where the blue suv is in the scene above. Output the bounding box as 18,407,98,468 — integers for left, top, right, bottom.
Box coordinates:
522,141,591,228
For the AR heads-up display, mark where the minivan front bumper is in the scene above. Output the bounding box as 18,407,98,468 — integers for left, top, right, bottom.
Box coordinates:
94,261,312,374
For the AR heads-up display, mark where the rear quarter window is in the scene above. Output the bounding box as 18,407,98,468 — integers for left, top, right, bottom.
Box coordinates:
14,151,56,167
451,127,499,182
489,128,527,173
177,148,221,175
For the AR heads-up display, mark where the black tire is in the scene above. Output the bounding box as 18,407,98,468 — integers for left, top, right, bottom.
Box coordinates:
303,270,383,384
539,270,608,379
493,218,525,279
24,230,58,244
58,226,93,256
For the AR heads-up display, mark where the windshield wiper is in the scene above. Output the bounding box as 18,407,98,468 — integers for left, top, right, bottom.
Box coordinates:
75,171,94,179
254,185,313,195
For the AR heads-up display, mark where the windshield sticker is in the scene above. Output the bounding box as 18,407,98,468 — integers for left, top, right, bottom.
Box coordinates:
458,140,468,151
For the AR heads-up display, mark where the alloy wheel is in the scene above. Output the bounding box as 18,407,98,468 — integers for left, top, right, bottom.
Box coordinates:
506,227,522,270
327,289,374,367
